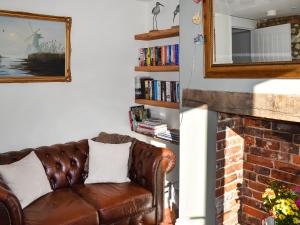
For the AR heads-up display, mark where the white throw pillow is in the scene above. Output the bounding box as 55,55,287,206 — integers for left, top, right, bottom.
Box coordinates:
85,139,131,184
0,151,52,208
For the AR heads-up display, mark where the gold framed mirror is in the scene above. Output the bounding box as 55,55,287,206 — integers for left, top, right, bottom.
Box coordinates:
204,0,300,78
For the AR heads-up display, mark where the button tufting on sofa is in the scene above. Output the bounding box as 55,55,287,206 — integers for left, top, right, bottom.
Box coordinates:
55,162,62,170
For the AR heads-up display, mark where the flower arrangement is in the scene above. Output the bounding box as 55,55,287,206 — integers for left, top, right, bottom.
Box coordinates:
262,182,300,225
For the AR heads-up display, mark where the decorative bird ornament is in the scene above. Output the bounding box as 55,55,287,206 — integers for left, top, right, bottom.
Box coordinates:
152,2,164,31
173,4,180,23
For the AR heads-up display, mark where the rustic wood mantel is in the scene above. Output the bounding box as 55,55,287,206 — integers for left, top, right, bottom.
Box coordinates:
183,89,300,123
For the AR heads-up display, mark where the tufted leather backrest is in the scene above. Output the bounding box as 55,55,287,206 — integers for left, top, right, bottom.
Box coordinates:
0,139,89,191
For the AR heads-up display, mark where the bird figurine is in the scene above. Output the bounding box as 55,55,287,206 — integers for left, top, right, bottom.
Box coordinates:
152,2,164,31
173,4,180,23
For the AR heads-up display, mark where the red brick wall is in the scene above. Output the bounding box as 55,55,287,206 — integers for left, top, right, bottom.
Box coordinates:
216,113,300,225
216,113,244,225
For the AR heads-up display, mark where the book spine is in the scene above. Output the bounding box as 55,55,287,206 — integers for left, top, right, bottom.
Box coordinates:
160,46,165,66
153,80,157,100
170,45,175,65
153,47,156,66
166,46,169,65
138,124,167,130
176,44,179,65
173,45,176,65
129,111,133,131
168,45,172,65
157,81,161,101
164,46,167,66
150,47,152,66
171,81,175,102
161,81,166,101
131,111,138,131
138,48,142,66
146,48,151,66
140,79,145,99
155,47,161,66
144,48,147,66
175,45,178,65
145,80,149,99
149,80,153,100
176,81,180,102
166,81,171,102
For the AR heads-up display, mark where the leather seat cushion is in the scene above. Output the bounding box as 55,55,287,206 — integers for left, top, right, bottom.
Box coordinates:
23,189,99,225
72,182,153,224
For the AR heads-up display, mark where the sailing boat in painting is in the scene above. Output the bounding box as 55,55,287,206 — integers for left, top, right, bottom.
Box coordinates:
0,15,66,77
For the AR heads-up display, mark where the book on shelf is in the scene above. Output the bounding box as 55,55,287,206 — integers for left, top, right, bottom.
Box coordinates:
128,105,150,131
138,44,179,67
142,118,162,125
136,125,168,135
135,78,180,103
136,119,168,135
156,129,179,143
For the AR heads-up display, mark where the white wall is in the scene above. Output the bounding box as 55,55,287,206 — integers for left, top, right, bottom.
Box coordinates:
0,0,147,152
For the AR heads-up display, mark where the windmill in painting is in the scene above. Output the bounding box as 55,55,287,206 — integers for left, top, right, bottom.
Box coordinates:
0,15,66,77
25,23,44,54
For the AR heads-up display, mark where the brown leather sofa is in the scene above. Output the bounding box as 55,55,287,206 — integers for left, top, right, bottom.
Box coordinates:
0,138,176,225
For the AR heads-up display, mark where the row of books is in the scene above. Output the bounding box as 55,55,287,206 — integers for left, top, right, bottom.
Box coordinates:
138,44,179,67
135,78,180,103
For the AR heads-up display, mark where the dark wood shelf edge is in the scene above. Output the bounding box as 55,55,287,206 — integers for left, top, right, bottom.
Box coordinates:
135,99,179,109
135,66,179,72
134,131,179,145
135,27,179,41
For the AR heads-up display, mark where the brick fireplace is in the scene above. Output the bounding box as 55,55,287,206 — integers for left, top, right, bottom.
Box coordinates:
182,89,300,225
216,113,300,225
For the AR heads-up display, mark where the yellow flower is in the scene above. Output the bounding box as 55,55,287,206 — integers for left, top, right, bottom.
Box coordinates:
278,214,285,220
293,218,299,224
263,188,276,199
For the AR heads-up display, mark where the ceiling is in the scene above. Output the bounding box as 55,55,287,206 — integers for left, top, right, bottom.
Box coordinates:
214,0,300,20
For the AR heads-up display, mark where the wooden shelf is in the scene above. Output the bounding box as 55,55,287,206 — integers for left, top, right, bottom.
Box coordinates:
135,65,179,72
135,99,179,109
135,27,179,41
134,131,179,145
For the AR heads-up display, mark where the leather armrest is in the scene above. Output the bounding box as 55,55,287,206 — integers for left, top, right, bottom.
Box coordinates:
0,182,23,225
129,140,176,223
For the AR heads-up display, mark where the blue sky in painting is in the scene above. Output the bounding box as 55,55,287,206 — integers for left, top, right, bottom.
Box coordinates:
0,16,65,58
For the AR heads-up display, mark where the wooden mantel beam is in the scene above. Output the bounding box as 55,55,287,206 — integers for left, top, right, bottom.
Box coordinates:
182,89,300,123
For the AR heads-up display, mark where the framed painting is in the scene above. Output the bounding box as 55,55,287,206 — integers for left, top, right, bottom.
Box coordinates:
0,10,71,83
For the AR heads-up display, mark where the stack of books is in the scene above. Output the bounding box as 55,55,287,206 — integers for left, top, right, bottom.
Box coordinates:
156,129,179,143
136,118,168,135
138,44,179,67
136,78,180,103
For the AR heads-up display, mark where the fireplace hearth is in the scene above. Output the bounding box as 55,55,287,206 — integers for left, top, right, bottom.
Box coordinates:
216,113,300,225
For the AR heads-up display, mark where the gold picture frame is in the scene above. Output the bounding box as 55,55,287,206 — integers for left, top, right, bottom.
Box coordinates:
0,10,71,83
